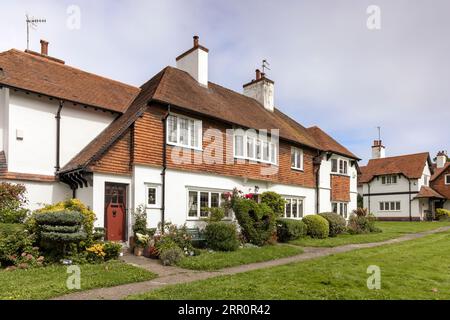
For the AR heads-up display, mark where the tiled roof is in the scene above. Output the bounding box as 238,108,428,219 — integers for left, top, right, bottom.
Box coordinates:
0,49,140,113
414,186,445,199
359,152,430,183
307,126,359,160
61,66,359,173
431,162,450,181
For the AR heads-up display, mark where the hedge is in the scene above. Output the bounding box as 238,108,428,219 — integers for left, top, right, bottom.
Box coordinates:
318,212,347,237
276,219,307,242
204,222,239,251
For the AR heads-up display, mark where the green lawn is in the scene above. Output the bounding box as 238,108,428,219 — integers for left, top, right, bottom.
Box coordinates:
290,221,450,247
0,260,156,300
129,230,450,300
177,245,303,271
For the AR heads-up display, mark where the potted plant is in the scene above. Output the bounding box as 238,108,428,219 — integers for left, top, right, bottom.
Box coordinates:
134,233,150,256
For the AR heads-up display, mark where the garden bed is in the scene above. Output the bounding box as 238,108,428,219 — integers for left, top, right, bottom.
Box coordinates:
0,260,156,300
177,245,303,271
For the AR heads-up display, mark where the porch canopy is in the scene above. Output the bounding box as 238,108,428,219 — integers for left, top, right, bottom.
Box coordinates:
414,186,445,200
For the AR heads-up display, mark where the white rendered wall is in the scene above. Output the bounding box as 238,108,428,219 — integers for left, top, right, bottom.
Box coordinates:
60,104,115,167
176,48,208,86
417,162,431,189
0,179,71,211
7,91,115,176
0,88,9,152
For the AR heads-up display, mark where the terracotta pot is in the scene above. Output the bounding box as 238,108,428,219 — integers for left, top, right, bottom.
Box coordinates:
134,246,144,256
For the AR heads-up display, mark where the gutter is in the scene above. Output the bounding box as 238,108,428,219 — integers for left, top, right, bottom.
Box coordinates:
55,100,64,172
313,153,322,214
161,105,171,233
408,179,412,221
368,183,371,213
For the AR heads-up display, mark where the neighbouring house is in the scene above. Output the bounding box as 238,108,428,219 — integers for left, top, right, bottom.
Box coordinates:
359,140,449,221
0,36,359,242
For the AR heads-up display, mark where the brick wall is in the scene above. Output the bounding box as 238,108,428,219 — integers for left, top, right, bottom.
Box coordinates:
331,174,350,201
431,166,450,199
129,103,317,188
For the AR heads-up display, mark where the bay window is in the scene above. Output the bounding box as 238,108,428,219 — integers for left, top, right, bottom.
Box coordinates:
331,158,348,175
332,201,348,219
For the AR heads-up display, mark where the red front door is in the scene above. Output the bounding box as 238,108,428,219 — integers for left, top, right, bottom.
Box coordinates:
105,183,127,241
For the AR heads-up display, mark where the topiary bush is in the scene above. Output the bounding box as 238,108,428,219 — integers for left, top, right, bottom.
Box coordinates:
318,212,347,237
302,215,329,239
35,199,95,238
260,192,286,217
159,246,184,266
204,222,239,251
276,218,307,242
232,198,277,246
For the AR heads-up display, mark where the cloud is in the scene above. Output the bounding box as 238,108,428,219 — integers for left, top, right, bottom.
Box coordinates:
1,0,448,163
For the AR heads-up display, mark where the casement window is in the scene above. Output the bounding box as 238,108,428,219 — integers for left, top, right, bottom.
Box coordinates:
166,114,202,149
188,190,230,219
445,174,450,185
423,175,429,186
284,197,304,219
331,202,348,219
233,131,278,165
331,158,348,175
145,184,161,208
291,147,304,170
381,175,398,185
379,201,401,212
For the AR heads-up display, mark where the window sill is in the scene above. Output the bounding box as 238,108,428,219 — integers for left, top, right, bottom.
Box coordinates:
291,167,304,172
330,172,350,177
167,142,203,152
234,156,278,166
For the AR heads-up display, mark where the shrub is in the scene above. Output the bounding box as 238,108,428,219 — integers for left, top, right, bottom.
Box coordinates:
260,192,286,216
347,214,380,234
36,199,96,238
201,207,225,223
35,211,84,226
0,182,29,224
318,212,347,237
104,241,122,261
302,215,329,239
159,246,184,266
159,223,193,253
132,205,147,236
232,198,277,246
276,218,307,242
204,222,239,251
86,243,106,263
436,208,450,221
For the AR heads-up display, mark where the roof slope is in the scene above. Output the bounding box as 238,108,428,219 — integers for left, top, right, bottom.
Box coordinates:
61,66,358,173
431,162,450,181
307,126,359,159
360,152,430,183
414,186,445,199
0,49,140,113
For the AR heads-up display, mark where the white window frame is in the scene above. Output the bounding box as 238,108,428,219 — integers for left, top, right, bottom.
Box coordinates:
331,157,349,175
379,201,401,212
145,184,161,208
233,130,278,165
445,174,450,185
381,175,398,185
166,113,202,150
331,201,349,219
283,197,304,219
187,189,231,220
291,147,304,171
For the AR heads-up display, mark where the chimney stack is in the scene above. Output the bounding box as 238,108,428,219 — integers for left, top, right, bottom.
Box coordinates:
243,69,275,112
40,39,49,56
371,140,386,159
436,151,447,168
176,35,209,87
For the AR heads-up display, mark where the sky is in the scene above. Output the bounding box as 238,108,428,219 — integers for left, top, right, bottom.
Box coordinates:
1,0,449,164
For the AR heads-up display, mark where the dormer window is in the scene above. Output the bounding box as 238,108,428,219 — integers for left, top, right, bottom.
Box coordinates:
167,114,202,150
381,175,397,185
445,174,450,185
331,158,348,175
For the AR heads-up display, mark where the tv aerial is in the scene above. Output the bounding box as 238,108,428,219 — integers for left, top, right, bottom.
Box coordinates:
26,14,46,50
262,59,271,74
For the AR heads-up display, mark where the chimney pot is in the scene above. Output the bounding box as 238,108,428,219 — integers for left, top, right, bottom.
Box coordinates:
255,69,261,80
40,39,49,56
193,36,199,48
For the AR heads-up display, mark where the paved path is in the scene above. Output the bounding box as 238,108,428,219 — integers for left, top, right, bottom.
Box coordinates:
53,226,450,300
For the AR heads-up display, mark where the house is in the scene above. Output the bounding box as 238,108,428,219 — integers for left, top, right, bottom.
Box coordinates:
359,140,449,220
0,36,359,242
430,151,450,211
